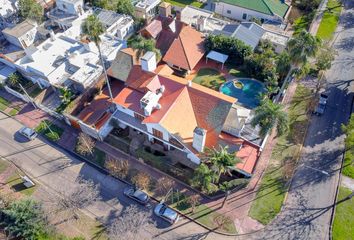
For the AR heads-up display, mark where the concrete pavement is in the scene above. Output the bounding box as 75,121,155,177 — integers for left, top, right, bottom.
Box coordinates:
0,111,237,240
243,1,354,239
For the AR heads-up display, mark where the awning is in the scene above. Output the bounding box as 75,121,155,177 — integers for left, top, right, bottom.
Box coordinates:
206,50,229,69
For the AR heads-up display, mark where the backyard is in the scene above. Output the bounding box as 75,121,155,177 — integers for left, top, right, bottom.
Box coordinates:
192,68,226,91
249,84,312,224
316,0,342,40
332,186,354,240
163,0,204,8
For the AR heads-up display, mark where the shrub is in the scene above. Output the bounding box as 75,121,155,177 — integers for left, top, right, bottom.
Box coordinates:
220,178,250,192
75,133,95,156
131,172,150,190
105,157,129,179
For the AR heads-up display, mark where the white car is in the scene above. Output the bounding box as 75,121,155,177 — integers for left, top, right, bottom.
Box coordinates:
154,203,179,224
19,127,37,140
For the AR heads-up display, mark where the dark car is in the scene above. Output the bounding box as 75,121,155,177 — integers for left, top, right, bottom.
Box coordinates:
154,203,179,224
123,187,150,205
313,93,328,116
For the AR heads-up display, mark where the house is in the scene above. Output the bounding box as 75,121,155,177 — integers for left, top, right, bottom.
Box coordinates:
47,0,84,30
70,48,261,176
134,0,161,20
180,6,289,52
0,0,18,31
2,20,38,49
141,4,206,74
213,0,290,24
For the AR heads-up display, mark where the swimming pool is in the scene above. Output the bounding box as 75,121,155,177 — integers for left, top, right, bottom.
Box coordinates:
220,78,266,109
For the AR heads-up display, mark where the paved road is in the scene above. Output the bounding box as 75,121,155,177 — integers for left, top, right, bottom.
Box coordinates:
0,111,235,240
244,1,354,239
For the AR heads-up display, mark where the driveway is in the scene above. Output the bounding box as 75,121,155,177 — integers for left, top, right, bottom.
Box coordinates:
244,1,354,239
0,111,235,240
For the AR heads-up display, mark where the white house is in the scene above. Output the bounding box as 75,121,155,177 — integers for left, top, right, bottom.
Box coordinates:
134,0,161,20
2,20,38,49
0,0,18,31
47,0,85,30
213,0,290,24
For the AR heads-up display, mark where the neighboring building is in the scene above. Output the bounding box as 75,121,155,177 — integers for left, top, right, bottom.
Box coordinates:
47,0,84,30
2,20,38,49
0,0,18,31
134,0,161,20
213,0,290,24
95,8,134,40
180,6,289,52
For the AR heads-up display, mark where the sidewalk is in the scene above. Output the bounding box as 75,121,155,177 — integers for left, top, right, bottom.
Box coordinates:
309,0,329,35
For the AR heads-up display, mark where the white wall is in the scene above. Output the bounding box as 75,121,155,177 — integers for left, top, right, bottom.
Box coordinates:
214,3,282,22
56,0,83,16
115,105,135,117
3,26,37,49
146,123,170,142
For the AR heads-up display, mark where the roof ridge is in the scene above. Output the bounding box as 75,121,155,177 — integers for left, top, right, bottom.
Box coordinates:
178,28,192,70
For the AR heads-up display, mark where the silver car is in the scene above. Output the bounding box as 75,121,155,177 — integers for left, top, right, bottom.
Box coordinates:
123,187,150,205
19,127,37,140
154,203,179,224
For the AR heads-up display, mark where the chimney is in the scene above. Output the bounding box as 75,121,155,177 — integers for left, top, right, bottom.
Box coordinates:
192,127,207,152
141,51,157,72
187,80,192,87
49,30,56,41
197,16,206,32
159,2,171,18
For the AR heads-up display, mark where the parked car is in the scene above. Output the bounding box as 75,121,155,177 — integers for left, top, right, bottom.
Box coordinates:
19,127,37,140
123,187,150,205
154,203,179,224
313,93,328,116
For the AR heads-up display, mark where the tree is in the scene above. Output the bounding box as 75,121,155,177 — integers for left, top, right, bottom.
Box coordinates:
75,133,95,156
82,15,113,99
287,30,321,67
315,45,336,72
1,199,48,240
251,99,289,137
107,205,155,240
191,163,218,194
131,172,150,190
244,50,278,81
265,76,279,98
130,35,161,61
7,72,21,87
276,51,291,80
156,176,174,197
204,145,241,183
18,0,43,22
296,0,321,12
115,0,134,15
59,87,74,105
205,35,252,65
105,157,129,179
53,178,101,219
187,195,201,213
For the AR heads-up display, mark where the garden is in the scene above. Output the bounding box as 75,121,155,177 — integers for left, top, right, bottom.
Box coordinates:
192,68,226,90
163,0,204,8
35,120,64,142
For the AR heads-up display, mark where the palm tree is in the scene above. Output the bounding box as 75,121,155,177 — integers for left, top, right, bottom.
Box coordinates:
287,30,321,67
191,163,217,193
130,35,161,61
276,51,291,80
59,87,73,104
251,99,289,137
205,145,241,183
7,73,21,87
265,76,279,98
82,14,113,100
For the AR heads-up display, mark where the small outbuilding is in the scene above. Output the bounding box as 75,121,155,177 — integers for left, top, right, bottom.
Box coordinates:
206,50,229,69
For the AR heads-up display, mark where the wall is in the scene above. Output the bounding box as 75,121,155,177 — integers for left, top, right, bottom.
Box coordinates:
56,0,83,16
3,26,37,49
115,105,135,117
214,2,282,22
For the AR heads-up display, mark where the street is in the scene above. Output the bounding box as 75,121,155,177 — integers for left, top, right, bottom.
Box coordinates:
244,0,354,239
0,111,234,240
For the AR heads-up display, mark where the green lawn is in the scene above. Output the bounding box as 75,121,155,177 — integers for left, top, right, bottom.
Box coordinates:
249,85,312,224
332,186,354,240
0,96,10,111
163,0,203,8
316,0,342,40
342,151,354,178
229,68,249,78
6,173,36,196
192,68,226,91
35,120,64,142
85,148,106,168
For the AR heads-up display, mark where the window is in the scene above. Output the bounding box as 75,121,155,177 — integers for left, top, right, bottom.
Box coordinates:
242,13,247,20
134,113,145,121
152,128,163,139
226,10,231,14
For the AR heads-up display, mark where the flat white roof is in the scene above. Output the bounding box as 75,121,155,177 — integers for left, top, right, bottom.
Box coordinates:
262,31,289,46
0,0,17,18
206,50,228,64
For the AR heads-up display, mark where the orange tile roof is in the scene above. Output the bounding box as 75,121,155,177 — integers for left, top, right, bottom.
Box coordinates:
163,25,205,71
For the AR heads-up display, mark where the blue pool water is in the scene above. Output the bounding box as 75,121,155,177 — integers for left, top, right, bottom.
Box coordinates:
220,78,266,109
